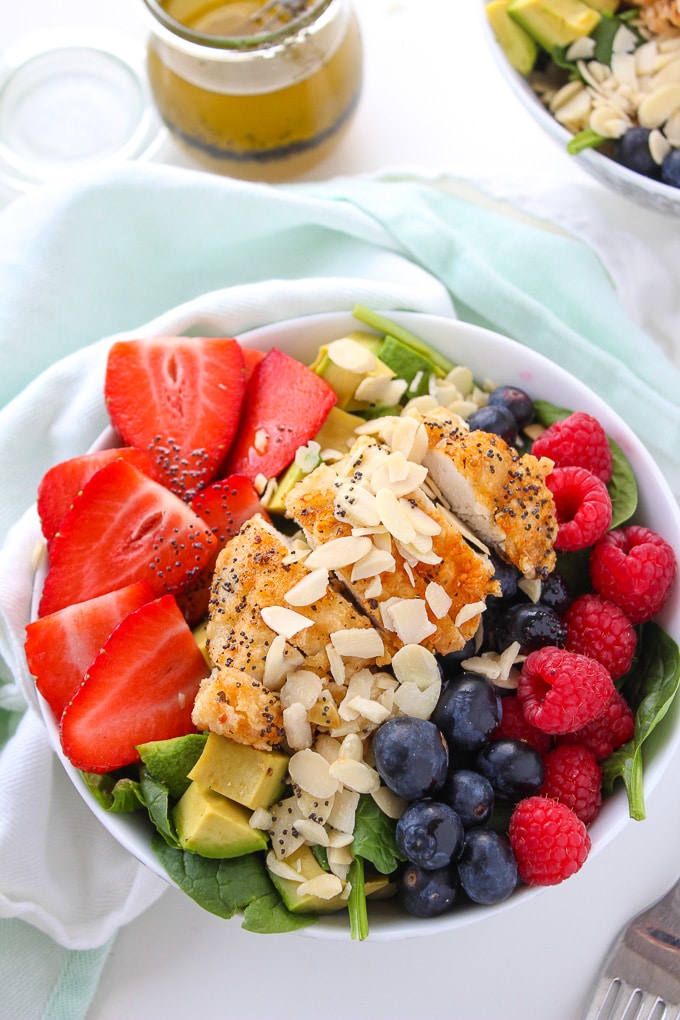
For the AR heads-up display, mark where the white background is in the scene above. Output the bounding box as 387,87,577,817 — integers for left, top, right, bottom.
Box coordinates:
3,2,680,1018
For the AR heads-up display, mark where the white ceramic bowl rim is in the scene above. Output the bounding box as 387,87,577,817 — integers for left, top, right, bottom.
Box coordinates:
33,310,680,941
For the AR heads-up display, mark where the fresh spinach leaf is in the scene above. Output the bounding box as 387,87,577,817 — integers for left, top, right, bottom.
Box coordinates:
137,733,207,800
152,834,272,917
81,770,145,813
242,891,317,934
603,623,680,820
140,769,179,848
351,795,404,875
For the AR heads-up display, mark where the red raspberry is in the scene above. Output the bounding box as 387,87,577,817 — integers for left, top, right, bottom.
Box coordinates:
546,466,612,552
491,694,552,754
509,796,591,885
564,593,637,680
517,646,615,734
557,689,635,761
532,412,613,483
590,525,677,624
539,744,602,824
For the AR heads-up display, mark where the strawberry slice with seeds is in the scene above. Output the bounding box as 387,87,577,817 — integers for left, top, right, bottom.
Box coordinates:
60,595,208,773
242,346,266,384
25,580,155,720
38,460,216,617
221,347,336,482
178,475,269,626
105,336,246,499
37,447,156,545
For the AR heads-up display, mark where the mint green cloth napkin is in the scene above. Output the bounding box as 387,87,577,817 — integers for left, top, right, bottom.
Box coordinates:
1,163,678,1020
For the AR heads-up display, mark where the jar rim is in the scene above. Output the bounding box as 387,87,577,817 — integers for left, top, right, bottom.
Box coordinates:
141,0,335,50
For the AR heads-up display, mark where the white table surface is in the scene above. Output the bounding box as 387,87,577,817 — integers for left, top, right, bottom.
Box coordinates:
3,3,680,1019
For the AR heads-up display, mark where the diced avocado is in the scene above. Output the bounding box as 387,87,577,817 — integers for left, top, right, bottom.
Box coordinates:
268,845,349,913
312,331,394,410
486,0,539,75
137,733,208,800
192,620,211,668
583,0,618,11
173,781,268,858
377,334,439,398
188,732,289,810
508,0,601,51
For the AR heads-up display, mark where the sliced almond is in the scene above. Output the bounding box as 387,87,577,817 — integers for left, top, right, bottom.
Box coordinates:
293,817,330,846
327,788,360,834
330,628,385,659
304,534,373,570
281,670,324,710
329,757,381,794
371,785,407,819
350,545,396,582
260,605,314,639
454,600,487,628
283,702,313,750
327,337,377,374
288,748,340,799
393,679,441,719
385,598,437,645
638,83,680,128
391,643,441,689
297,874,344,900
425,580,453,619
284,567,329,607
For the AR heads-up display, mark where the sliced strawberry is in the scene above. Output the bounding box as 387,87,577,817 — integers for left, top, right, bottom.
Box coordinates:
105,336,246,499
177,475,269,626
242,346,266,384
25,580,155,720
38,461,216,617
60,595,208,773
37,447,155,545
221,347,336,481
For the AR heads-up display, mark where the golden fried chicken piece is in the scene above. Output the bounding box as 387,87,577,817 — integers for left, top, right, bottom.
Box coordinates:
192,666,284,751
630,0,680,32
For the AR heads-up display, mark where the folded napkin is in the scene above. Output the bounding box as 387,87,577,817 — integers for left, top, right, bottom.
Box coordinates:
1,163,679,1020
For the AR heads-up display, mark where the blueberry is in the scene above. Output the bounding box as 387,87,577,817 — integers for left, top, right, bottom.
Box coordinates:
491,601,567,653
475,738,545,801
467,404,517,446
372,717,448,800
438,636,477,675
398,863,458,918
487,385,534,429
457,829,518,905
441,769,495,828
489,549,521,601
614,127,660,179
431,674,502,754
396,800,465,869
539,571,572,615
661,148,680,189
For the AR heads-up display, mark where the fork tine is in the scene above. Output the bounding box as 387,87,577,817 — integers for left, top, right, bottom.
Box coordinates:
584,978,671,1020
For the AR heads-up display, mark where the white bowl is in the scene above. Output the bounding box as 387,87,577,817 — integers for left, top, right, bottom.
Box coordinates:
33,310,680,940
481,2,680,217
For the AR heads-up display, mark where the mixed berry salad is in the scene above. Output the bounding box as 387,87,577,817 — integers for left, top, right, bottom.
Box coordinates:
486,0,680,188
25,306,679,937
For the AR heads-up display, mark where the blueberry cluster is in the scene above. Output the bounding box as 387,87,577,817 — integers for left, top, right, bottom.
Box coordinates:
614,128,680,189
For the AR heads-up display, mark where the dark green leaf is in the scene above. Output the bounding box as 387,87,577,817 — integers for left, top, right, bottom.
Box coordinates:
151,833,274,919
567,129,608,155
351,795,404,875
140,769,180,848
80,770,145,813
242,891,317,934
603,623,680,820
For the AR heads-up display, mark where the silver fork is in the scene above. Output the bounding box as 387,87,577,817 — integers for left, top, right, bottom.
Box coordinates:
583,877,680,1019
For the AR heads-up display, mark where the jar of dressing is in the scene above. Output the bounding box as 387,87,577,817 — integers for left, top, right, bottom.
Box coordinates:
142,0,363,180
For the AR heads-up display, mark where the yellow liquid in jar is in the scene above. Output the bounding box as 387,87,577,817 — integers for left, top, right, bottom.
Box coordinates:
147,0,363,179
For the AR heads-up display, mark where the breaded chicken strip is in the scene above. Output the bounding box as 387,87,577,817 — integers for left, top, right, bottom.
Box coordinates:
206,513,391,679
284,437,501,656
192,666,284,751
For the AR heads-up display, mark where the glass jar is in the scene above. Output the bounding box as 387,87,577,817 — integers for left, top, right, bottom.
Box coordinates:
142,0,363,180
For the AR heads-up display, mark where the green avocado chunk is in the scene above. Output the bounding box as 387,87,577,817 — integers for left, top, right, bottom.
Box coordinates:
173,781,268,858
507,0,600,50
188,732,289,810
486,0,539,75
